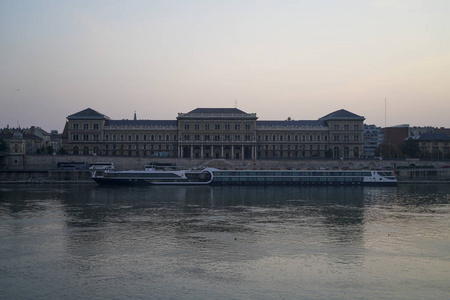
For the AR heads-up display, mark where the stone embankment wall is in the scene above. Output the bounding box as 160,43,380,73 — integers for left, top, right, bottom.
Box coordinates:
395,169,450,182
5,154,450,170
0,170,92,183
1,154,450,183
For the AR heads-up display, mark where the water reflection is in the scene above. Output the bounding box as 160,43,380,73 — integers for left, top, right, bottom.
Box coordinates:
1,184,449,299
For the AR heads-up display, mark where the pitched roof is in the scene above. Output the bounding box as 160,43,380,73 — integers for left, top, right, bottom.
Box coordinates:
67,108,109,120
319,109,364,121
413,132,450,141
106,120,177,127
257,120,326,127
186,108,248,114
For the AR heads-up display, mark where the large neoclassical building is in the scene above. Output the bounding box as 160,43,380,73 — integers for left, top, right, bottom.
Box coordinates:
62,107,365,159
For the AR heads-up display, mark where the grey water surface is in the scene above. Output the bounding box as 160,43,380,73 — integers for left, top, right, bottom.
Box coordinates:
1,184,449,299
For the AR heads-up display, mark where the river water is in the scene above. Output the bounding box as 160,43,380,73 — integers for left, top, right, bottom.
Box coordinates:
0,184,449,299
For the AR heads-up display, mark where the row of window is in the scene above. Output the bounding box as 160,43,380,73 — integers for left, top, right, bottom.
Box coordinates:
420,147,450,153
72,134,178,142
71,145,360,158
102,144,174,150
183,123,252,130
421,141,450,146
334,135,360,142
72,123,100,130
333,124,360,131
72,133,359,143
72,134,100,141
104,134,177,142
71,146,173,156
213,176,365,182
72,122,361,132
258,145,328,150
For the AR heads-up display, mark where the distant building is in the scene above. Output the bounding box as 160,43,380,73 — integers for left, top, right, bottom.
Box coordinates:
0,126,61,154
411,132,450,159
363,124,383,158
382,125,410,146
62,107,366,159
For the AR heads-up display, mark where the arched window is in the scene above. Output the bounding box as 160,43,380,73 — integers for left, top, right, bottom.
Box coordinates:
344,146,349,158
353,147,359,158
73,146,79,155
333,147,340,158
83,146,89,155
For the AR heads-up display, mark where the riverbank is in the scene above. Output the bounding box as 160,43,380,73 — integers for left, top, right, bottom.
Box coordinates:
1,156,450,184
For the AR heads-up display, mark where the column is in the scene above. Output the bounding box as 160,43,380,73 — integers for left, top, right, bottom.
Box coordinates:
201,145,204,159
190,145,194,159
221,145,224,158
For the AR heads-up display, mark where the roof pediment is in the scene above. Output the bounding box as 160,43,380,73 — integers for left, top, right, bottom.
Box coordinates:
319,109,364,121
187,108,247,114
178,107,257,120
67,108,109,120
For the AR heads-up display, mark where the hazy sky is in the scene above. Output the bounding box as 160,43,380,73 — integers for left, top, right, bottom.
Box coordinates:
1,0,449,132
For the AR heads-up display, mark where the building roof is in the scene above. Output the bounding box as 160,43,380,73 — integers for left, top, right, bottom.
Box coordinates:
186,108,248,114
105,120,177,127
0,132,43,141
257,120,326,127
67,108,110,120
319,109,365,121
412,132,450,141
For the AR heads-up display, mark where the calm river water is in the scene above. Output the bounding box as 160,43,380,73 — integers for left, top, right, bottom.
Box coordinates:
1,184,449,299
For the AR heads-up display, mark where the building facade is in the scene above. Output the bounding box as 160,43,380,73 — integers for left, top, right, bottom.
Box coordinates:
62,107,365,159
411,132,450,159
364,124,384,158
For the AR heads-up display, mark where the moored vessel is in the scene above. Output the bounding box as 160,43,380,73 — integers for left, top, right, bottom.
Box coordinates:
92,165,397,186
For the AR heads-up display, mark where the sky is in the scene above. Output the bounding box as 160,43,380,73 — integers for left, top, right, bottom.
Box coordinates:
1,0,449,132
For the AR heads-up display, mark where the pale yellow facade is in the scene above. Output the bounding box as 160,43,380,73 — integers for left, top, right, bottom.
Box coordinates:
63,108,365,159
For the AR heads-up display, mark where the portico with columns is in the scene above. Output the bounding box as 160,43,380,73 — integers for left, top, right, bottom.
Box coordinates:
177,108,258,159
